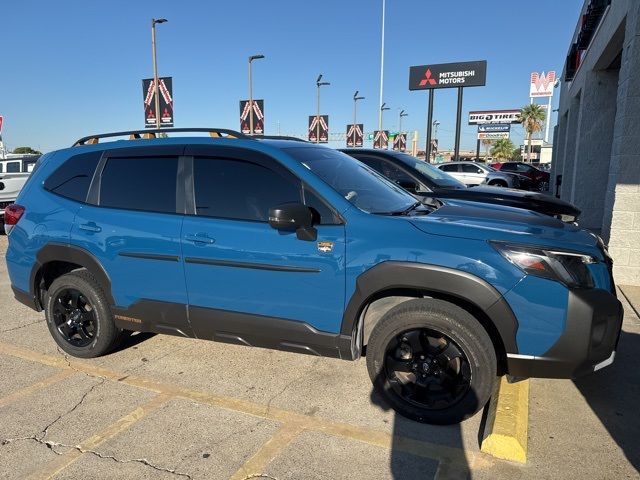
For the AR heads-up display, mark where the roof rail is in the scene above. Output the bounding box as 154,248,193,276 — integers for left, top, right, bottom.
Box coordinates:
72,128,252,147
253,135,309,142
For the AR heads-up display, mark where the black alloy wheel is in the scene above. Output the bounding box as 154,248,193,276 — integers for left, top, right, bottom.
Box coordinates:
384,328,471,411
51,288,97,348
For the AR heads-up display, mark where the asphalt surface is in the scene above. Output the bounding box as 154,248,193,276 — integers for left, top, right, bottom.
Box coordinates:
0,235,638,479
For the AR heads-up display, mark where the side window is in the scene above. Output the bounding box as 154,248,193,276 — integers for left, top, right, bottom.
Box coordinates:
193,157,301,222
6,162,20,173
440,164,458,172
501,163,516,172
303,186,341,225
0,164,3,173
357,156,387,175
44,151,102,203
461,164,483,174
359,156,414,184
99,156,178,213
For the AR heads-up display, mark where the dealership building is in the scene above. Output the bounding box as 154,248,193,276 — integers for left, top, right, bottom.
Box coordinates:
552,0,640,286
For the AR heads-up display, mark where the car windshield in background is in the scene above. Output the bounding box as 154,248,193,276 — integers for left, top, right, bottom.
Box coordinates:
285,147,418,214
387,152,466,188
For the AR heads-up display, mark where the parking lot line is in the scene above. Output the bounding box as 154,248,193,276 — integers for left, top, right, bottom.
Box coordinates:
228,422,305,480
0,368,74,408
0,341,492,474
25,393,172,480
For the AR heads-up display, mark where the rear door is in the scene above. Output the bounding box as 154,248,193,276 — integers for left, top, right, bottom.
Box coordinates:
180,145,346,348
439,163,463,182
460,163,486,185
70,145,191,336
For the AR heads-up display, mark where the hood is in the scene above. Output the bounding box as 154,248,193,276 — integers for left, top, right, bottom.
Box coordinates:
429,186,581,221
409,200,598,251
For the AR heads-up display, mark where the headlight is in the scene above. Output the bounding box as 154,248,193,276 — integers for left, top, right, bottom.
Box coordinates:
491,242,596,288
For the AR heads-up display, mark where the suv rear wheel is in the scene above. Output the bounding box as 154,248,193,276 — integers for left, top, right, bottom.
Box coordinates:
366,298,497,425
45,270,121,358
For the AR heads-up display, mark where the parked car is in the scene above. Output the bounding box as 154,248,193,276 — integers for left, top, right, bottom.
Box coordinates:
491,161,550,191
341,149,580,223
5,128,621,425
0,156,39,229
436,161,532,189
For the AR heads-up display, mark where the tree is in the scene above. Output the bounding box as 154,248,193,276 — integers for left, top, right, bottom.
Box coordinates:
12,146,42,155
481,138,493,160
490,139,516,160
518,103,546,162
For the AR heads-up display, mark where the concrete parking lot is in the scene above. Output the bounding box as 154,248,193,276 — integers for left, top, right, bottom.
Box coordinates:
0,235,638,479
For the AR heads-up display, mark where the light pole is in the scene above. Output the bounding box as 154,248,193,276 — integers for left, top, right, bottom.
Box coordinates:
316,74,330,143
353,90,364,145
248,54,265,135
378,0,386,133
399,109,408,134
431,120,440,161
151,18,167,130
380,102,390,131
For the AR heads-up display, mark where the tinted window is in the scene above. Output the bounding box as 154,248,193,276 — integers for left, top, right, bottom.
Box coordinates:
6,162,20,173
461,164,483,174
285,147,416,214
440,164,458,172
0,164,3,173
44,151,102,203
100,156,177,213
358,156,415,185
194,157,301,222
303,186,340,225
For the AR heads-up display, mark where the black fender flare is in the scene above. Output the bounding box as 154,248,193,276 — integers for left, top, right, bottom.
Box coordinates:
340,261,519,353
31,242,115,307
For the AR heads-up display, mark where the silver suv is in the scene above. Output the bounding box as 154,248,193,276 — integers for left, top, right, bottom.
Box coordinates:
437,161,528,189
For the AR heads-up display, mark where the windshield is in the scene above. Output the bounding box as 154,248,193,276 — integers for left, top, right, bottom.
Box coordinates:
386,152,466,188
285,147,418,214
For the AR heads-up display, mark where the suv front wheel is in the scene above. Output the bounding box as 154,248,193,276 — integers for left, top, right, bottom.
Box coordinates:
366,298,497,425
45,270,121,358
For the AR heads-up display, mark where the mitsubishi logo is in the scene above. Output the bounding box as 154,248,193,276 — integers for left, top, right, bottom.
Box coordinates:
419,69,437,87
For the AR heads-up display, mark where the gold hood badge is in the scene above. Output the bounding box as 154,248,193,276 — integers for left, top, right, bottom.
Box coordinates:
317,241,334,253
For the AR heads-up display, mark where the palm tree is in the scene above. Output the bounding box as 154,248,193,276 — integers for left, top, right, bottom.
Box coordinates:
519,103,546,162
490,138,515,160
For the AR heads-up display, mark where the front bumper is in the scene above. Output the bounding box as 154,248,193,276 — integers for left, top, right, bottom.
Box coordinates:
506,288,623,379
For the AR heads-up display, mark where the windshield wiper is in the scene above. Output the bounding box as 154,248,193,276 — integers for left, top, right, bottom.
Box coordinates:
375,201,423,216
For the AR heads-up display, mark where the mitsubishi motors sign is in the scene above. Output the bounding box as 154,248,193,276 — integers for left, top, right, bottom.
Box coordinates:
530,71,556,97
409,61,487,90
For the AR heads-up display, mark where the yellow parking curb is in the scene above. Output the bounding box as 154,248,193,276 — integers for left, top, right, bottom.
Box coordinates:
480,376,529,463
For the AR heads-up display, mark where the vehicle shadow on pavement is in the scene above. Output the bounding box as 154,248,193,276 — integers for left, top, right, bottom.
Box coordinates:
111,331,157,353
574,330,640,472
370,374,473,479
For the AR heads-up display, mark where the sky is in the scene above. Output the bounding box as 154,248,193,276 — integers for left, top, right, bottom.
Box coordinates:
0,0,583,153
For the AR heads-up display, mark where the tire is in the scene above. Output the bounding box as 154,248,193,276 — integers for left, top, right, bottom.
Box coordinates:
366,298,497,425
44,270,120,358
488,181,507,188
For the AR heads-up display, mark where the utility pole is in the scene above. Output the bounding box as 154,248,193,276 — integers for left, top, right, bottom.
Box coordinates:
248,54,265,135
316,74,330,143
378,0,386,133
151,18,167,129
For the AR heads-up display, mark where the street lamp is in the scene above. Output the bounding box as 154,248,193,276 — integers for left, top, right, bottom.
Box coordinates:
248,54,265,135
380,102,390,131
353,90,365,145
399,109,408,134
431,120,440,161
316,74,330,143
151,18,168,130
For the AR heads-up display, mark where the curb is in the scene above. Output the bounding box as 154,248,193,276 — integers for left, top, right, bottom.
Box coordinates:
480,376,529,463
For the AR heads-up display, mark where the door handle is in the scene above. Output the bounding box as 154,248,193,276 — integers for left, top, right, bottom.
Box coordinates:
79,222,102,233
185,233,216,244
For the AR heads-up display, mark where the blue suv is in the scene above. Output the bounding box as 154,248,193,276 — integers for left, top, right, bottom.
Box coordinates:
5,128,623,425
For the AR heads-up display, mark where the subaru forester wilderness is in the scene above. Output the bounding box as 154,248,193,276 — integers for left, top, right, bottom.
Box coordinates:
5,128,623,425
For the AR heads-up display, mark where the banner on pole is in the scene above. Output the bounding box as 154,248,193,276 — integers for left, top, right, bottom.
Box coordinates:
468,109,520,125
308,115,329,143
393,133,407,151
346,124,363,147
530,71,556,98
142,77,174,128
373,130,389,149
240,100,264,134
409,61,487,90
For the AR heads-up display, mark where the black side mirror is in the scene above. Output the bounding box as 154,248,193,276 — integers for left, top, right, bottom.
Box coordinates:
268,203,317,241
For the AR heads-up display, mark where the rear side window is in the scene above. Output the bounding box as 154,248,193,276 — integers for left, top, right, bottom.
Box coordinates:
440,164,458,172
193,157,301,222
44,151,102,203
461,164,483,174
99,156,178,213
6,162,20,173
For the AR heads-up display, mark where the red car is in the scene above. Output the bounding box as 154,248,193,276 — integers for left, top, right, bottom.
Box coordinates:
490,161,550,191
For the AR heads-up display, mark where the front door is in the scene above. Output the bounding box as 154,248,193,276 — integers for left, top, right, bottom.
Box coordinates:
180,146,346,353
